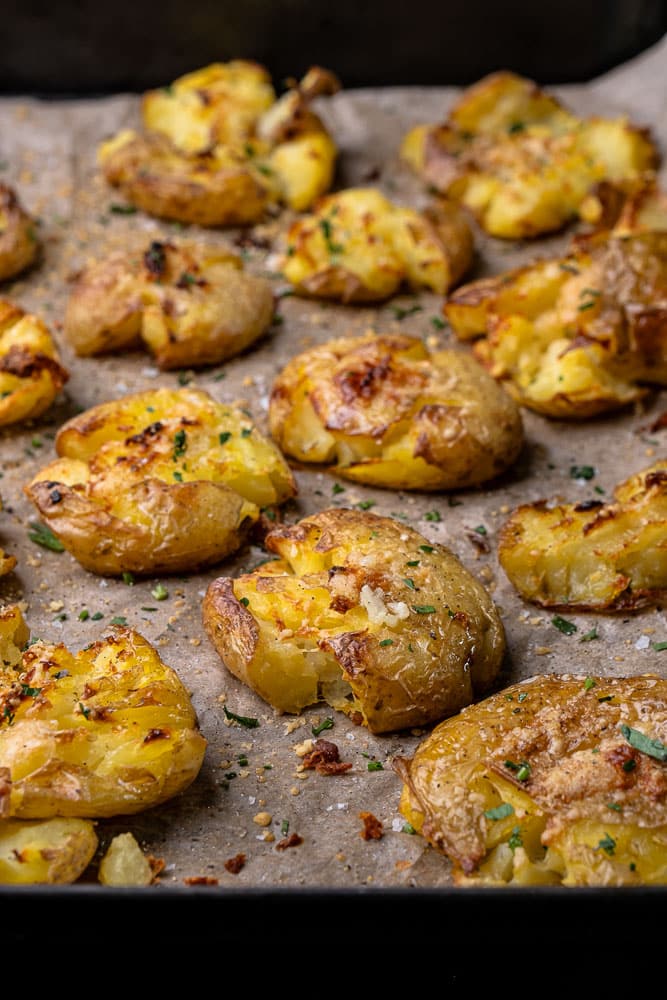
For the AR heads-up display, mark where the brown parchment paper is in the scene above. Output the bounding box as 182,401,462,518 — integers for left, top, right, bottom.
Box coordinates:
1,36,666,890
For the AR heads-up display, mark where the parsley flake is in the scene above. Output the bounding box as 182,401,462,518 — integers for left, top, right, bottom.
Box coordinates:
484,802,514,821
597,833,616,856
312,717,334,736
570,465,595,480
412,604,435,614
223,705,259,729
551,615,578,635
28,522,64,552
379,638,394,647
620,724,667,761
152,583,169,601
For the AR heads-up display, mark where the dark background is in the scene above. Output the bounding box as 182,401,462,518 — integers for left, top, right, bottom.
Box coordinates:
2,0,666,94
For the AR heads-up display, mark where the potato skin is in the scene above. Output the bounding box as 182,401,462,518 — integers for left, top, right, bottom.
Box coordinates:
24,387,296,576
445,232,667,418
401,71,658,239
0,183,39,282
203,508,505,734
0,608,207,819
0,300,69,427
269,332,523,490
98,64,340,225
64,239,274,369
395,673,667,886
498,460,667,611
280,187,473,302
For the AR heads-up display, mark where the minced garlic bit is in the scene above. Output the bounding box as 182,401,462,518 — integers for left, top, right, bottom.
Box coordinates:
360,585,410,627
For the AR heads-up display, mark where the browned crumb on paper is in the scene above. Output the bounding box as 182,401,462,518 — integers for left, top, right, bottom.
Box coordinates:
275,833,304,850
224,853,247,874
359,811,383,841
148,855,166,881
182,875,220,886
301,738,353,775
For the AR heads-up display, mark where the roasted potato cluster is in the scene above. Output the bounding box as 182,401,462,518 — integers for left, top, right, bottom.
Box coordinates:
445,230,667,417
0,299,69,427
279,187,473,302
395,673,667,886
64,239,274,369
24,387,296,576
0,183,39,282
401,71,658,239
99,62,340,225
203,508,505,733
269,332,523,490
498,460,667,611
0,499,16,578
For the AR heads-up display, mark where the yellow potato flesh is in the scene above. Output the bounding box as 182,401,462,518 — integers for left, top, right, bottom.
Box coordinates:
0,304,68,427
0,818,98,885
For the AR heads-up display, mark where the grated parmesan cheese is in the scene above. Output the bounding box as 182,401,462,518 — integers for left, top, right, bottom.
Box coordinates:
360,585,410,627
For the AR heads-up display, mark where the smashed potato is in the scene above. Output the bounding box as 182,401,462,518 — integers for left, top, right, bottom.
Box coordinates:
99,63,340,225
444,231,667,417
0,299,69,427
279,187,473,302
0,498,16,578
0,818,98,885
498,460,667,611
395,673,667,887
0,607,206,819
203,508,505,734
64,239,274,369
401,71,658,239
0,604,207,819
24,387,296,576
269,332,523,490
0,183,39,282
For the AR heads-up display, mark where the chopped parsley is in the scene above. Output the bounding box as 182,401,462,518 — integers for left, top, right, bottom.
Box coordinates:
122,571,135,586
570,465,595,480
580,627,599,642
218,431,232,445
403,578,416,590
402,822,416,835
431,316,446,330
20,684,42,698
110,616,127,626
508,121,525,134
78,609,90,621
281,820,290,836
91,612,104,621
79,702,91,720
332,483,346,495
319,217,344,255
652,641,667,651
356,500,375,510
390,303,423,321
504,759,531,781
151,583,169,601
109,203,137,215
177,370,193,386
424,510,441,522
312,717,334,736
412,604,436,614
379,638,394,647
620,724,667,762
28,522,64,552
551,615,578,635
223,705,259,729
507,827,523,852
406,560,420,567
584,677,597,691
240,427,252,438
239,597,250,607
597,833,616,856
473,524,487,535
367,760,384,772
419,545,434,553
173,428,187,459
484,802,514,821
607,802,622,812
173,471,183,482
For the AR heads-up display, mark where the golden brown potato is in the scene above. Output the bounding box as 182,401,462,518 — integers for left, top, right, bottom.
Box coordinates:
279,187,473,302
99,64,340,225
0,818,98,885
498,460,667,611
0,498,16,578
0,604,207,819
203,508,505,734
401,71,658,239
0,299,69,427
269,332,523,490
444,231,667,418
395,673,667,887
0,183,39,282
24,387,296,576
64,239,274,369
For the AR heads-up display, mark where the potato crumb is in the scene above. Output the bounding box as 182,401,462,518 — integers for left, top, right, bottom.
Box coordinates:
290,786,300,796
283,718,305,734
293,738,314,756
535,646,552,655
48,600,64,612
261,831,275,843
253,811,272,827
395,860,413,871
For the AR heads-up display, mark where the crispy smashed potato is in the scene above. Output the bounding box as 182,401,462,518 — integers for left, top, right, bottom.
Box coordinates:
203,508,505,734
498,460,667,611
279,187,473,302
99,63,340,225
269,332,523,490
401,71,658,239
24,387,296,576
64,239,274,369
0,183,39,282
444,230,667,417
0,818,98,884
0,299,69,427
98,832,153,886
0,604,207,819
395,673,667,886
0,498,16,578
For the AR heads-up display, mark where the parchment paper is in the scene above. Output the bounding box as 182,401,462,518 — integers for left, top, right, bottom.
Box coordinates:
1,35,666,890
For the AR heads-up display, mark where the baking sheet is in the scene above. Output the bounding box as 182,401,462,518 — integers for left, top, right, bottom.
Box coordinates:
1,35,666,891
